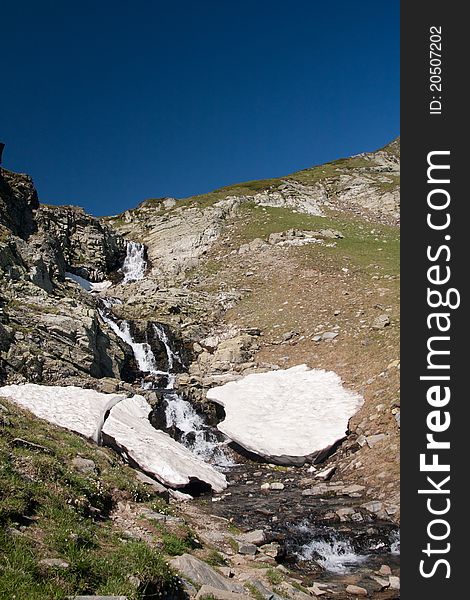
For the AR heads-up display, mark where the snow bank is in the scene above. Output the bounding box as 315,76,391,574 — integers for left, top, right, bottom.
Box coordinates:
65,272,112,292
0,384,122,442
207,364,363,465
102,395,227,492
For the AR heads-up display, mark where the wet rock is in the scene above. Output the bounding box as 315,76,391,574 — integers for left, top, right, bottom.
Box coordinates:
170,554,246,593
345,584,368,596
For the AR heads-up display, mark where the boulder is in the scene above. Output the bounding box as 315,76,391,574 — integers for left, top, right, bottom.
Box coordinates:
345,585,368,596
170,554,245,594
195,585,250,600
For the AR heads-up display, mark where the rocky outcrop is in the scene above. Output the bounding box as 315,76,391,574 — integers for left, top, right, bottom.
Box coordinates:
0,168,134,385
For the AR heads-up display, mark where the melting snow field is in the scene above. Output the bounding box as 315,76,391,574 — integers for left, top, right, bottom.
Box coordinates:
0,384,227,492
207,364,363,463
102,394,227,491
65,272,112,292
0,384,122,442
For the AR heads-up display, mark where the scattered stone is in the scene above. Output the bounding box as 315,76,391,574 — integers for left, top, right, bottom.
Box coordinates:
314,466,336,481
388,576,400,590
366,434,387,448
345,584,368,596
238,542,257,556
170,554,246,594
371,314,390,329
378,565,392,576
336,507,356,521
342,484,365,495
239,529,266,546
394,412,400,428
71,457,97,474
308,583,328,597
321,331,338,341
370,576,390,591
259,542,281,558
248,579,284,600
361,501,384,514
302,483,329,496
39,558,70,569
195,585,250,600
260,483,271,491
270,482,285,491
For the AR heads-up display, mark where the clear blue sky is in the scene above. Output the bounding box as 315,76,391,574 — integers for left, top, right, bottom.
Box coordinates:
1,1,399,216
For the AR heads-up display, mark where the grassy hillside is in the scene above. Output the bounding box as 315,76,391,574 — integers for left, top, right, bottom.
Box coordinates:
0,398,184,600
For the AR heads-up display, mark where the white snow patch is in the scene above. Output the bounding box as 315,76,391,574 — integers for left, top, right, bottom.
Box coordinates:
65,272,112,292
0,384,123,442
102,395,227,492
207,364,363,462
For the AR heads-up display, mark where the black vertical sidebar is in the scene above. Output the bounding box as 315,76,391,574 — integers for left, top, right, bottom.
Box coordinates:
401,3,466,598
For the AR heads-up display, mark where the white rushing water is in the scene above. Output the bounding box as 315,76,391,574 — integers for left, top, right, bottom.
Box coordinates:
100,305,232,467
299,536,367,574
122,241,146,283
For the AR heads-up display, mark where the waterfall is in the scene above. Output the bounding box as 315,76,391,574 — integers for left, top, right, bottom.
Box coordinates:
122,241,146,283
99,304,232,468
298,535,367,574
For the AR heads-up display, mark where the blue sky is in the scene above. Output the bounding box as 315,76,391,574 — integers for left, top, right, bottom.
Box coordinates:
1,1,399,216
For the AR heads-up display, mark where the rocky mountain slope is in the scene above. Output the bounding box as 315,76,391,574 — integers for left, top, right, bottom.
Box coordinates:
0,139,400,599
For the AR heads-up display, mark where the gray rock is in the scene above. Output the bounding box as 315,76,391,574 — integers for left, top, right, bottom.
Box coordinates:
321,331,338,341
170,554,246,593
371,314,390,329
39,558,70,569
195,585,250,600
366,434,387,448
259,542,281,558
238,542,257,556
72,457,97,474
370,576,390,591
336,507,356,521
248,579,284,600
239,529,266,546
134,470,170,500
270,482,285,490
388,576,400,590
361,501,384,514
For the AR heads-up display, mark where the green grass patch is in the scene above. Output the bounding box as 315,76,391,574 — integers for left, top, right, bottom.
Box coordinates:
0,398,179,599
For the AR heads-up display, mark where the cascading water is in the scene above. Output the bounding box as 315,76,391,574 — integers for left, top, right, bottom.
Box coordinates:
298,535,367,574
99,303,232,468
122,241,146,283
